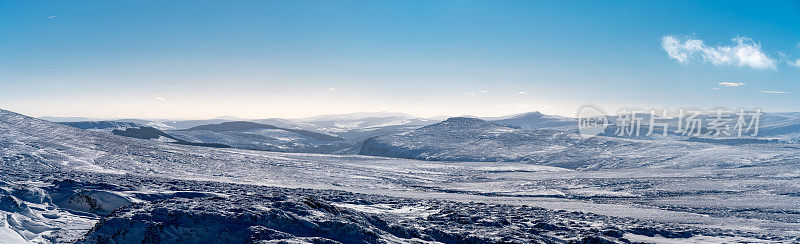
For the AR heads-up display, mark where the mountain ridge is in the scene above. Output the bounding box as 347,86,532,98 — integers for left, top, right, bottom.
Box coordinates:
359,115,799,169
186,121,343,142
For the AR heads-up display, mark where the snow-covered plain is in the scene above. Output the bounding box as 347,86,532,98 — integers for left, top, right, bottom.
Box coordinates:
2,109,800,243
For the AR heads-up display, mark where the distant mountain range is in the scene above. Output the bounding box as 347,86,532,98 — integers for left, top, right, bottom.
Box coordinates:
165,121,349,153
253,112,438,141
58,121,139,131
49,112,430,153
492,111,576,131
360,117,608,167
40,116,100,122
112,126,231,148
359,116,800,169
50,111,800,158
186,121,343,141
116,119,234,130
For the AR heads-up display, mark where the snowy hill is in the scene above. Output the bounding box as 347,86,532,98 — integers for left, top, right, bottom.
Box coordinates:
187,121,342,141
50,111,438,142
492,111,576,131
48,113,436,154
360,116,799,169
255,112,437,141
164,121,349,153
115,118,233,130
359,117,615,167
39,116,98,122
248,113,439,153
597,112,800,143
59,121,139,132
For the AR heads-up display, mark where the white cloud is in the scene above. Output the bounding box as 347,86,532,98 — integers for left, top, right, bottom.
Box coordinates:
328,88,337,92
464,92,476,96
789,59,800,68
155,97,167,102
661,35,776,70
45,16,55,19
718,82,745,87
480,90,488,94
517,91,528,95
761,90,792,94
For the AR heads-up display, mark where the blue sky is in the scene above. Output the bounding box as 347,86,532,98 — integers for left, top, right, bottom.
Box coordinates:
1,0,798,119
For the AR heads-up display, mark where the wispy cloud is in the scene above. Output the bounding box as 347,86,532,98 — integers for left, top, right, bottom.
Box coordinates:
44,16,56,19
517,91,528,95
155,96,167,102
661,35,776,70
761,90,792,94
789,59,800,68
328,88,337,92
718,82,745,87
464,90,489,96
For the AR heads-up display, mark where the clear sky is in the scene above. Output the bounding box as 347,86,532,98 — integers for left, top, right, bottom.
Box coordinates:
1,0,798,119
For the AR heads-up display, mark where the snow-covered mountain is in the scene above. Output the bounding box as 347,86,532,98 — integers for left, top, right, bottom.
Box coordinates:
492,111,576,131
39,116,100,122
166,121,350,153
46,112,439,146
58,121,139,132
756,113,800,142
597,112,800,143
360,116,799,169
254,112,438,141
185,121,341,141
115,118,234,130
50,113,435,154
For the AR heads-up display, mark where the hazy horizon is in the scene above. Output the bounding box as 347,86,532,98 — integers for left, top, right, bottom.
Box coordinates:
33,109,542,121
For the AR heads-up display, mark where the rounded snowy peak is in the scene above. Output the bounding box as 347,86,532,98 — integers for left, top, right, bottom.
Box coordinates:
439,117,496,126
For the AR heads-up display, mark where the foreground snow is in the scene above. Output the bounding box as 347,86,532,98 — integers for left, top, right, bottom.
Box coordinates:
2,173,794,243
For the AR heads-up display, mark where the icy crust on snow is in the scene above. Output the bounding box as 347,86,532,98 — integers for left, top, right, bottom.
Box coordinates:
0,171,785,244
0,180,114,243
81,194,423,243
0,170,796,243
